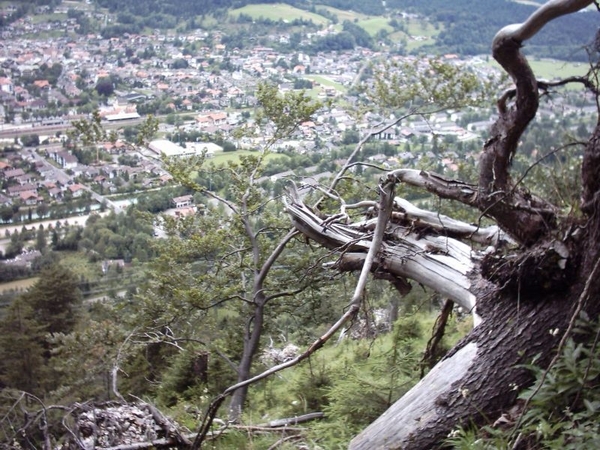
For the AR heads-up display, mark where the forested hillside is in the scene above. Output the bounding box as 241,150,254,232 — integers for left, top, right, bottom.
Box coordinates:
90,0,598,60
390,0,598,59
94,0,307,17
0,0,61,26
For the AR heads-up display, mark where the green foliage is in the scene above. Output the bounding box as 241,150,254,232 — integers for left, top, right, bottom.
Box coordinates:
0,265,83,396
155,347,212,406
288,316,425,447
20,134,40,147
370,58,497,111
95,77,115,97
47,318,128,402
0,299,47,394
78,210,155,261
69,111,110,148
254,82,323,141
25,264,82,335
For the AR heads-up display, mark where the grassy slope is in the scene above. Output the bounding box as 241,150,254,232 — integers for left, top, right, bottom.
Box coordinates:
228,3,329,26
487,58,588,82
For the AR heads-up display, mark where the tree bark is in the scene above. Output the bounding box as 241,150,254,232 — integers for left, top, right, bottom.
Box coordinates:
284,1,600,448
349,265,599,449
228,300,265,422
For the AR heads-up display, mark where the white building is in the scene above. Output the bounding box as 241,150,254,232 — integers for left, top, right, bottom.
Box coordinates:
148,139,223,158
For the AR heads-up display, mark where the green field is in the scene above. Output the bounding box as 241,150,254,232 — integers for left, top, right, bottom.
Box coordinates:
317,6,370,23
229,3,329,26
406,20,442,38
208,150,289,166
0,277,38,295
357,17,394,36
488,58,589,81
403,20,442,51
528,59,589,80
31,13,68,24
305,75,348,94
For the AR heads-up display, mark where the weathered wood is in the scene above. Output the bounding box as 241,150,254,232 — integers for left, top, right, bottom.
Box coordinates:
144,401,192,446
259,412,324,428
285,198,483,316
348,280,583,449
341,2,597,448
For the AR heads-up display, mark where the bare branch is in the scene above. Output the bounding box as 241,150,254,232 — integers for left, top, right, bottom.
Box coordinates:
494,0,593,44
112,330,137,403
315,112,415,208
192,180,396,448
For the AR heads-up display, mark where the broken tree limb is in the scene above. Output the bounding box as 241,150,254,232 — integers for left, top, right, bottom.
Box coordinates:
391,197,513,247
258,412,324,428
285,196,485,320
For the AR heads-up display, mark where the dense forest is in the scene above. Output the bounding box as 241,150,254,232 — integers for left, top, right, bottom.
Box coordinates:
393,0,599,60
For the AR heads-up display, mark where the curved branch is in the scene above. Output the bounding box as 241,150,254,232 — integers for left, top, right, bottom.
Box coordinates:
473,0,590,245
494,0,593,44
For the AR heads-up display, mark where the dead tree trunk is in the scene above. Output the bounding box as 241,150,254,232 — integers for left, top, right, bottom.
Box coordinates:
285,1,600,448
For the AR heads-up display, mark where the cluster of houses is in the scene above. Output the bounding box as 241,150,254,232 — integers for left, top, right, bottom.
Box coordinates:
0,2,594,224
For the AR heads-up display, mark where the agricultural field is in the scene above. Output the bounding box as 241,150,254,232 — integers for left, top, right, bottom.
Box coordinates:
487,58,589,84
228,3,329,26
317,5,370,22
356,17,394,36
208,149,289,166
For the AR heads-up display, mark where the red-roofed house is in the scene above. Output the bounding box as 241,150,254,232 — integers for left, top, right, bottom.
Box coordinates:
68,184,86,198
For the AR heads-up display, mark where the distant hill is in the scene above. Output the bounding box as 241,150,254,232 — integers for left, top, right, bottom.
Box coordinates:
89,0,598,60
94,0,384,17
387,0,598,60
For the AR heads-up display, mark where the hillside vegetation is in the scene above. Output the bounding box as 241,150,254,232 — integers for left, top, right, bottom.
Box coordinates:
229,3,328,25
87,0,598,60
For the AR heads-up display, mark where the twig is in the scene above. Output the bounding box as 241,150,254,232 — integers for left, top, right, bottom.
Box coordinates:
266,434,304,450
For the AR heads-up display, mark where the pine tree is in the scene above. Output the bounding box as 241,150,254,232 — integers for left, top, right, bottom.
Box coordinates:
0,299,46,394
24,265,82,335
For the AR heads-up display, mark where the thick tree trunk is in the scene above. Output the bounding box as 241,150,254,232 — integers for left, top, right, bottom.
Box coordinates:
350,252,599,449
284,2,600,448
347,1,600,447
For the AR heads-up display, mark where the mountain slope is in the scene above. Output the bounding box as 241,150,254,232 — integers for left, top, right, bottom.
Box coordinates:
90,0,598,60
